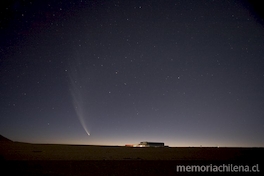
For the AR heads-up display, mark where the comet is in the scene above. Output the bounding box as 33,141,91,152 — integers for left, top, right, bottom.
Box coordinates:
68,53,91,137
71,87,91,137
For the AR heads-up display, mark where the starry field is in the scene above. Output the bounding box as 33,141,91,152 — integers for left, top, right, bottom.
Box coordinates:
1,0,264,149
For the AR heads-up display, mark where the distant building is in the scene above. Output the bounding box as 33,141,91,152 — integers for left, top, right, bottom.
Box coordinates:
125,141,166,147
139,141,165,147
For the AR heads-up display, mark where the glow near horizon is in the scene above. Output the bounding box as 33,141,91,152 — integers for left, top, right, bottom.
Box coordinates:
20,137,258,148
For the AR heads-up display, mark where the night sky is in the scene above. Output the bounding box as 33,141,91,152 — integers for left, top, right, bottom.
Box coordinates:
1,0,264,147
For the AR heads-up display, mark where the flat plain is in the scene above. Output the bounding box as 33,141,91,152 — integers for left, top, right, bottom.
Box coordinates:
1,137,263,175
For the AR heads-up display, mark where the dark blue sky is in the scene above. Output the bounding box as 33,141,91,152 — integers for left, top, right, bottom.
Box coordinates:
1,0,264,147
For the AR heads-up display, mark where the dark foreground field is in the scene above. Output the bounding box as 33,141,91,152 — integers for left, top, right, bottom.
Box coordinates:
1,138,263,175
